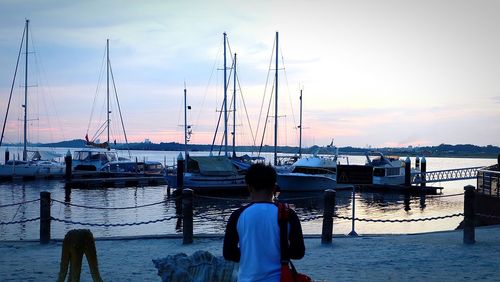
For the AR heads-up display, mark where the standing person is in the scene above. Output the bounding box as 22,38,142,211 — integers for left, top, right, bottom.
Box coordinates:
223,163,305,281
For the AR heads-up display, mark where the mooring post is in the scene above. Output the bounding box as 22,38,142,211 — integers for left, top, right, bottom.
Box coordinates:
420,157,427,188
4,148,9,164
40,191,51,244
182,188,194,244
463,185,476,244
321,189,336,244
64,150,72,183
404,157,411,187
177,153,185,189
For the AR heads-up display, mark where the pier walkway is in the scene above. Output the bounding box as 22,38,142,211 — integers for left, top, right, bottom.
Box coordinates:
412,166,484,184
1,225,500,281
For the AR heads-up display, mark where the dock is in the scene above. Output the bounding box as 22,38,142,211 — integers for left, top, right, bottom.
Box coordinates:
65,171,166,188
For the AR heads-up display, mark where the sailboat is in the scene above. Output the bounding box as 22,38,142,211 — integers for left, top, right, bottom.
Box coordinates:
264,32,344,191
72,39,126,171
167,33,246,191
0,20,65,179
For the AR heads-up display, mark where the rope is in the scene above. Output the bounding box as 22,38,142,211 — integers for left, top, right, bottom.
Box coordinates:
51,215,177,227
0,217,40,225
333,213,464,223
51,199,169,210
0,199,40,208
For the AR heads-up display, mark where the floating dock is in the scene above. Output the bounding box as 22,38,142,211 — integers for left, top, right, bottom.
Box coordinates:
65,171,166,188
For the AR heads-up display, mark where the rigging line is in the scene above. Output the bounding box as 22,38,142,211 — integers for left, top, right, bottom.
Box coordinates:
227,40,254,150
280,46,298,144
218,81,236,156
109,62,130,157
91,121,107,142
86,45,107,136
192,41,222,134
255,37,276,153
236,75,256,148
30,32,66,143
211,58,235,155
258,79,275,156
1,24,25,147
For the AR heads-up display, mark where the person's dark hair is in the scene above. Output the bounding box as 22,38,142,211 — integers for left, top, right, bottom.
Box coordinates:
245,163,277,192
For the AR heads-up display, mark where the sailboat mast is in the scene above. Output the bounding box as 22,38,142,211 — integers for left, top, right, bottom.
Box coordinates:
184,86,188,168
106,39,110,150
274,31,279,166
23,19,29,161
232,53,237,158
223,32,228,156
299,89,303,158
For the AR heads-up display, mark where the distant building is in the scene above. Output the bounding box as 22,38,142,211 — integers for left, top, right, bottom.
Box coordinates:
145,139,152,144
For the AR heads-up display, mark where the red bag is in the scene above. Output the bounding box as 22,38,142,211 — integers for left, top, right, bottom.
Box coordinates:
280,261,312,282
278,203,312,282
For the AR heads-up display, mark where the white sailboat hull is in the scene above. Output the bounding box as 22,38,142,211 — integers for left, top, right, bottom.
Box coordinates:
277,172,337,192
0,163,65,179
165,172,247,191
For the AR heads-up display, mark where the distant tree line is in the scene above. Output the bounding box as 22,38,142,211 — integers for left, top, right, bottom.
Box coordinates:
7,139,500,158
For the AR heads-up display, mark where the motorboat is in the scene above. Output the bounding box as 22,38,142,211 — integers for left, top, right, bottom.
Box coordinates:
72,149,120,171
100,160,165,176
365,152,418,186
166,155,246,191
275,144,357,191
277,155,338,191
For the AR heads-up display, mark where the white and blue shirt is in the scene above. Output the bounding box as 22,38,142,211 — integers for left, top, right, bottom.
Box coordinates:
223,202,305,282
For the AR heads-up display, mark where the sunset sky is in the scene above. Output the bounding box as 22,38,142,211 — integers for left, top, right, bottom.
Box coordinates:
0,0,499,148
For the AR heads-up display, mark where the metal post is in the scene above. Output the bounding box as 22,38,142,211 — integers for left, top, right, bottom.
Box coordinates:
182,188,194,244
321,189,336,244
40,191,51,244
274,31,279,166
23,20,28,161
415,156,420,170
223,32,228,157
348,185,358,236
404,157,411,187
463,185,475,244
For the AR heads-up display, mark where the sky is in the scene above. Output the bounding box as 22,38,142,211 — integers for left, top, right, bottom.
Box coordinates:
0,0,499,148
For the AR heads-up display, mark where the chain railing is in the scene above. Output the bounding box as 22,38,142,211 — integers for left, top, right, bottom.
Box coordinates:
0,185,496,245
50,216,177,227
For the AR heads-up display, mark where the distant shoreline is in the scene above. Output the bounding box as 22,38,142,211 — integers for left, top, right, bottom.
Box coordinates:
2,140,499,160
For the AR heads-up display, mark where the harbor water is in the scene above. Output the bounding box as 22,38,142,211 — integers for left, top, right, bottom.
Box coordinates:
0,148,495,241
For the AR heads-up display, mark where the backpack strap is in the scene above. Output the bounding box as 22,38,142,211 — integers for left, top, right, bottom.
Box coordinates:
278,202,290,263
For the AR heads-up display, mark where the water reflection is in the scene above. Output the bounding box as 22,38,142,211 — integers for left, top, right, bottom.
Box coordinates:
0,153,490,240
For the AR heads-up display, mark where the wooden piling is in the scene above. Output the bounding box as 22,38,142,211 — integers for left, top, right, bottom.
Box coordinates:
321,189,336,244
177,155,185,189
182,188,193,244
4,149,9,164
404,157,411,186
64,150,72,182
420,157,427,188
463,185,475,244
40,191,51,244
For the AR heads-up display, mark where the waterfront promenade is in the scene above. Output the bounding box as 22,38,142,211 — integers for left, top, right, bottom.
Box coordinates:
1,225,500,281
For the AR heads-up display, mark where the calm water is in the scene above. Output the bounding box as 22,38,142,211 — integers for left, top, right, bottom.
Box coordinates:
0,148,495,240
